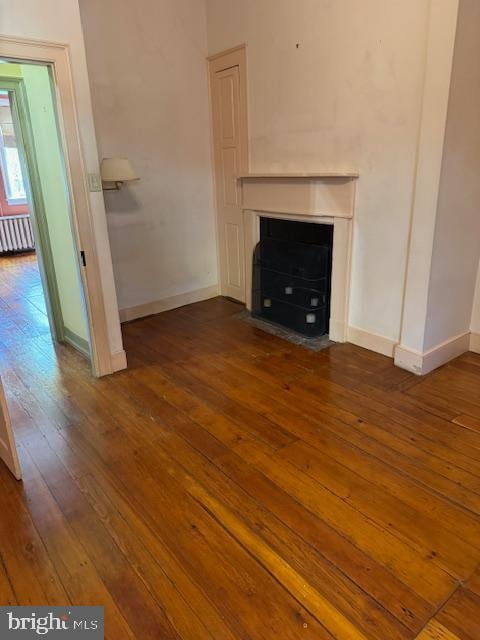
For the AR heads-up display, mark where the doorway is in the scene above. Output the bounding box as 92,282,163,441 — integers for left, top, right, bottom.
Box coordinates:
0,35,126,381
208,45,249,303
0,60,93,479
0,62,90,358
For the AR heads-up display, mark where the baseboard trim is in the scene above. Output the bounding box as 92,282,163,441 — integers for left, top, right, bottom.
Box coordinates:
110,349,127,373
346,325,397,357
63,327,90,358
329,318,347,344
119,285,220,323
470,332,480,354
393,345,423,374
394,331,471,375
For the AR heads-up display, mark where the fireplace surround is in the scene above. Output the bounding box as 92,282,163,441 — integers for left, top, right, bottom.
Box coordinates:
240,173,358,343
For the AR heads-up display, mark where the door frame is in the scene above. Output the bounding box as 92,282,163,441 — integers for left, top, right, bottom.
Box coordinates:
0,36,116,377
1,76,66,343
0,375,21,480
208,44,249,300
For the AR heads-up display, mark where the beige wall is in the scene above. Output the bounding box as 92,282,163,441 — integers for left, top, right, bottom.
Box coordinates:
1,0,124,359
79,0,218,314
206,0,436,343
424,0,480,351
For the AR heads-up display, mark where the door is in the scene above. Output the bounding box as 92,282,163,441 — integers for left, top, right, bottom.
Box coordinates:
0,377,21,480
209,46,249,302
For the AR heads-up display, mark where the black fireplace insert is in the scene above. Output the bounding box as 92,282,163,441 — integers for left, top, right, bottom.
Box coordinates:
252,218,333,337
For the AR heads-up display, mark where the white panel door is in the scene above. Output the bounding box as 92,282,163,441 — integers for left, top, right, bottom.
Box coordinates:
210,48,248,302
0,376,21,480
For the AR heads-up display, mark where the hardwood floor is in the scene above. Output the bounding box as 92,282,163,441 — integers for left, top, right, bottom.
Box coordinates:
1,254,480,638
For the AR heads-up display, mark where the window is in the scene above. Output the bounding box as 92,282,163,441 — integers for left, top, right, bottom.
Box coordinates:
0,95,27,205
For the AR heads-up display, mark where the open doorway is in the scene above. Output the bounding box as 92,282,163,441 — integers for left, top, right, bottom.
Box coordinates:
0,38,127,480
0,62,90,359
0,60,93,479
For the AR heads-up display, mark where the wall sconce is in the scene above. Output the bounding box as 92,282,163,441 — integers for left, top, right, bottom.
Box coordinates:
101,158,138,190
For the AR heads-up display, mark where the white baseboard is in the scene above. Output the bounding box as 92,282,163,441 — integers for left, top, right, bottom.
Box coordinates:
119,285,220,323
393,345,424,375
347,325,472,375
470,332,480,354
394,331,471,375
329,318,347,343
346,325,397,357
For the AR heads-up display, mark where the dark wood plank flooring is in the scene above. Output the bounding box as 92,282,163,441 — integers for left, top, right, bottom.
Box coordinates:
1,254,480,639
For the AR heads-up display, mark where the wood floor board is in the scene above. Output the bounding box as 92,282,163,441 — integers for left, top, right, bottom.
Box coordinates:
0,552,17,606
296,375,480,471
415,619,461,639
184,356,480,559
146,431,428,637
229,441,458,603
111,449,330,639
177,351,480,522
432,587,480,639
74,473,236,640
3,254,480,638
0,460,69,606
278,438,480,548
13,448,137,640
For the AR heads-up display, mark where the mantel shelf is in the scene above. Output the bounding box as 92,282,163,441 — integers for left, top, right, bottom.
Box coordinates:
240,171,357,219
238,172,359,179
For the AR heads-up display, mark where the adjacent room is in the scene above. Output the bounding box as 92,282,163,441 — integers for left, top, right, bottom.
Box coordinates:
0,61,91,367
0,1,480,639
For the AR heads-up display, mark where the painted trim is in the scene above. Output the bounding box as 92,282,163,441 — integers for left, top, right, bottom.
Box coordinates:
244,210,353,344
0,36,125,377
346,326,397,358
111,350,128,372
208,44,247,62
470,332,480,354
64,327,90,358
119,285,220,323
394,331,470,375
421,331,470,373
0,375,21,480
393,345,424,375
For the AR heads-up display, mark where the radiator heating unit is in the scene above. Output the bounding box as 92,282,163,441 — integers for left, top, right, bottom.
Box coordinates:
0,214,35,253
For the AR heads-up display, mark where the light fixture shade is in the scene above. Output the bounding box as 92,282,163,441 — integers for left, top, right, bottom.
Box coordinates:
101,158,138,183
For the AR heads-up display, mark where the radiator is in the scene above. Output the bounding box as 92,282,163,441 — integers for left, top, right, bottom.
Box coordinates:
0,214,35,253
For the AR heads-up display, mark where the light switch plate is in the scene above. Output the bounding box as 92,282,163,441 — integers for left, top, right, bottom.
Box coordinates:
88,173,102,192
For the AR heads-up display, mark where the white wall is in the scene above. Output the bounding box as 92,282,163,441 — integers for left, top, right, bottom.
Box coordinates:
424,0,480,351
79,0,218,314
206,0,435,344
0,0,124,359
395,0,459,356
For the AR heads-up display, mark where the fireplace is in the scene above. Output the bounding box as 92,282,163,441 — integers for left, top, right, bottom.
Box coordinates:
252,218,333,337
240,173,357,344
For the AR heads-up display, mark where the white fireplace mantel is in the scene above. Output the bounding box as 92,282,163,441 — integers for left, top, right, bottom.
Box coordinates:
240,172,357,219
240,172,358,343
